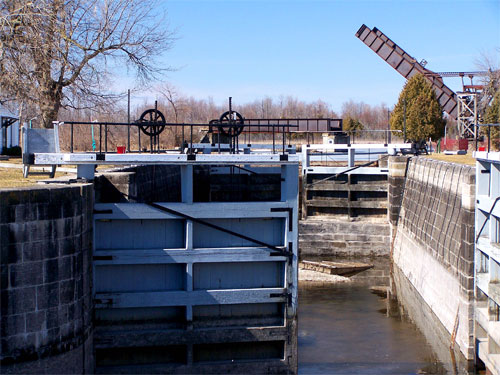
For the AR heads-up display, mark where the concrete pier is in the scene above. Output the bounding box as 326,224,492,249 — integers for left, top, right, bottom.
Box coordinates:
0,185,94,374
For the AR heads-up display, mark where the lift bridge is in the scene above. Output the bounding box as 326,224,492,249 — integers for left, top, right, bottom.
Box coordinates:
356,24,491,140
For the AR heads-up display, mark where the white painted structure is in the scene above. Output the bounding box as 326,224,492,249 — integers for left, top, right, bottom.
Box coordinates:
24,123,300,371
301,143,413,173
474,151,500,374
0,104,19,152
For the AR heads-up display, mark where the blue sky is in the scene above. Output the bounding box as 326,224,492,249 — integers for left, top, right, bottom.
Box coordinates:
129,0,500,113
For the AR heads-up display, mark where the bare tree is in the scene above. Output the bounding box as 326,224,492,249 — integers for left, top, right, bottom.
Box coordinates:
157,83,184,124
0,0,175,128
156,83,189,145
475,49,500,118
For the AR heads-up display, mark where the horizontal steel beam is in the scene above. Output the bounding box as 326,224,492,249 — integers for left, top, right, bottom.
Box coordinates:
94,247,288,265
303,143,411,150
95,288,287,309
303,167,388,175
94,202,292,220
94,326,289,348
34,152,299,165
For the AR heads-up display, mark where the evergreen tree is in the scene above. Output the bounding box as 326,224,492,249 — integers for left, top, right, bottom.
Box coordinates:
390,74,446,141
343,116,364,136
484,91,500,149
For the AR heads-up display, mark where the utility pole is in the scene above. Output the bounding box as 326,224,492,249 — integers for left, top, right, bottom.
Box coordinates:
127,89,131,152
387,109,391,144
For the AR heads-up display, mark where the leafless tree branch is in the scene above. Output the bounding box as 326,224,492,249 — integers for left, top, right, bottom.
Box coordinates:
0,0,176,127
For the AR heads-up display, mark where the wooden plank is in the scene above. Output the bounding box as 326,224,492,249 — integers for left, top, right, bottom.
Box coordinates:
299,260,373,277
95,288,287,308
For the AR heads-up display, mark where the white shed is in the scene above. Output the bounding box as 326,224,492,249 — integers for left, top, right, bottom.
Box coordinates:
0,104,19,153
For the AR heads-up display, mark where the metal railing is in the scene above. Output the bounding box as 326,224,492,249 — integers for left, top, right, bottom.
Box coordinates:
475,124,500,152
55,120,299,156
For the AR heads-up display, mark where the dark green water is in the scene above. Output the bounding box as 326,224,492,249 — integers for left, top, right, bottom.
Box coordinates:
298,282,450,374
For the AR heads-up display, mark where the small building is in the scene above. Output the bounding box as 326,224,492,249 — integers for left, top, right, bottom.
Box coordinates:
0,103,19,153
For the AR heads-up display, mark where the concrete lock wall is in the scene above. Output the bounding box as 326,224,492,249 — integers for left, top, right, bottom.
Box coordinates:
391,156,475,360
0,185,94,374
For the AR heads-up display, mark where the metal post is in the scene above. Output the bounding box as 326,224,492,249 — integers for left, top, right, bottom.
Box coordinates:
70,123,74,153
348,148,355,167
99,124,102,154
190,125,193,155
387,109,390,144
152,100,157,154
288,120,291,146
105,124,108,153
127,89,131,152
474,94,478,151
488,124,491,152
138,123,141,153
282,125,285,155
272,126,275,154
229,97,233,154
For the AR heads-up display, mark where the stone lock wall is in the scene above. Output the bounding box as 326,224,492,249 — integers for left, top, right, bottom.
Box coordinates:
391,157,475,360
387,156,410,227
0,184,94,374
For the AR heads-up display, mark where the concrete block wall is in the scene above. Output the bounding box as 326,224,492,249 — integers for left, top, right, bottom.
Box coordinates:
392,157,475,360
398,158,475,282
299,220,391,258
0,185,94,374
387,156,410,226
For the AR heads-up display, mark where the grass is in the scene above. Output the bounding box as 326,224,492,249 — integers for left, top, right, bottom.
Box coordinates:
424,153,476,166
0,157,72,188
0,168,69,188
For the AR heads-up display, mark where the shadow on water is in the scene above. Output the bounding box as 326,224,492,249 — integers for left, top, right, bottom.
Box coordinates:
298,256,472,375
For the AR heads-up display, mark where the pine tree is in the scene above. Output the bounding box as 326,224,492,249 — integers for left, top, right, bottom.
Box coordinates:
343,116,364,135
484,91,500,149
390,74,446,141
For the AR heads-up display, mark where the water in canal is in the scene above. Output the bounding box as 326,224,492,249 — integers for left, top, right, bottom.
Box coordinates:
298,259,472,374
